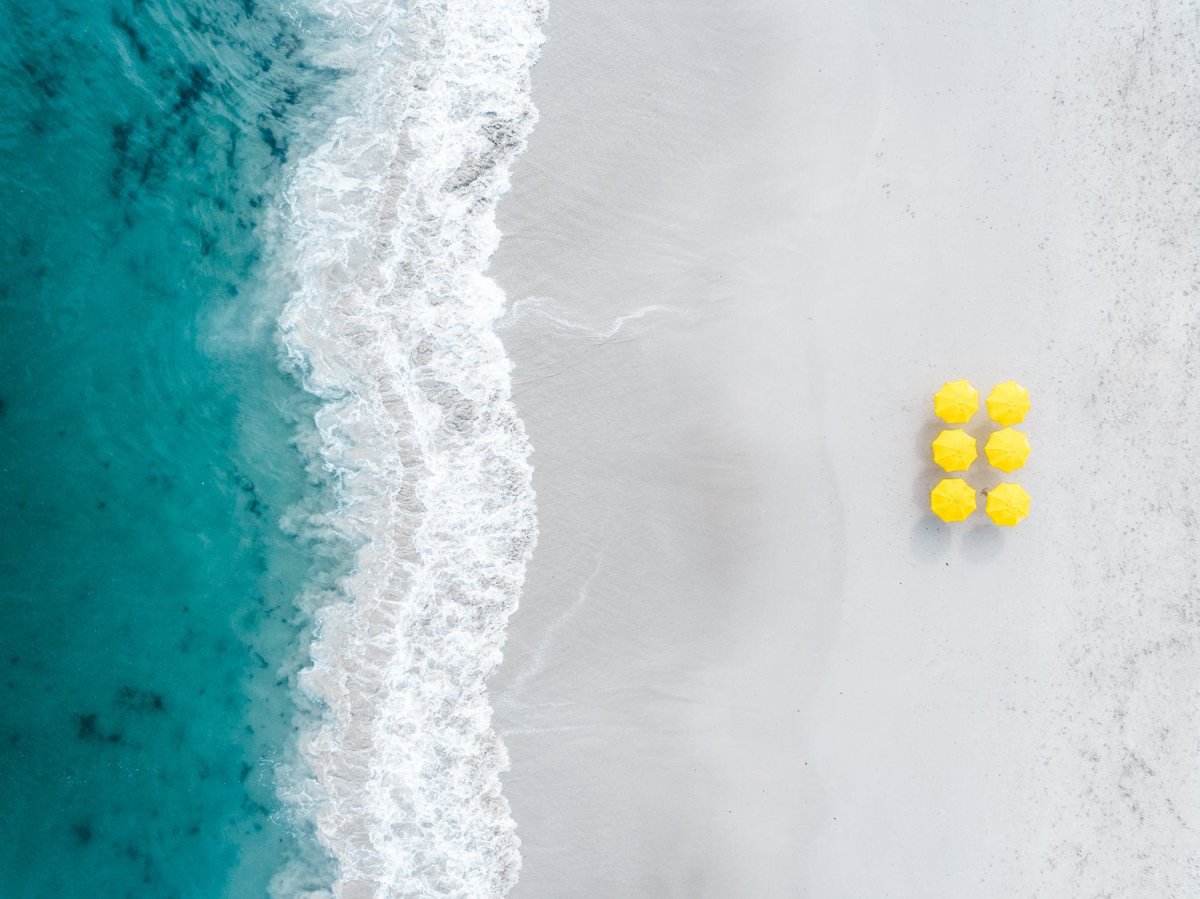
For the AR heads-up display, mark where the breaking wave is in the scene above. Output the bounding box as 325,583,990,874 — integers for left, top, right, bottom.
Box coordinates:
275,0,544,894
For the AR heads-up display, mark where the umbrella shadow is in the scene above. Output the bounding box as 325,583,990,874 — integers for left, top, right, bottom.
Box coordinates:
914,423,949,501
916,420,1000,561
917,420,945,458
911,512,952,559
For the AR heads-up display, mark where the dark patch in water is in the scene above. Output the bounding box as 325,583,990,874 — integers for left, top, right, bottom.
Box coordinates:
115,686,166,713
111,12,149,63
146,472,176,491
256,123,286,162
184,9,208,34
71,821,93,845
235,473,267,517
75,713,111,742
20,57,65,99
74,713,126,745
178,627,197,653
111,121,132,154
174,64,211,113
271,29,302,61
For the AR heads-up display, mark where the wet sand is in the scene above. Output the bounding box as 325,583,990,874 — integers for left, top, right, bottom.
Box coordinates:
492,0,1200,895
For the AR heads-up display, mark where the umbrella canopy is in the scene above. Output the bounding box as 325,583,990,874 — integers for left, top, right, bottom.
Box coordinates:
931,428,978,472
984,427,1030,473
986,482,1031,526
934,380,979,424
987,380,1030,426
930,477,976,522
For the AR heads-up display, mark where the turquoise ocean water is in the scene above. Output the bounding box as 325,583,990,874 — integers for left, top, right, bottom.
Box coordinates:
0,1,334,895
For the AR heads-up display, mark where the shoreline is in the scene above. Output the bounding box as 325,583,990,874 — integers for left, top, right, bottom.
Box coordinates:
277,1,545,893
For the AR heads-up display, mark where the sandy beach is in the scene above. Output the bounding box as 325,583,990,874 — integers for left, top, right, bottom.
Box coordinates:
492,0,1200,895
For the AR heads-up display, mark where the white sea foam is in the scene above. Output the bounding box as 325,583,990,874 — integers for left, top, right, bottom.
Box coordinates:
500,297,681,342
273,1,544,895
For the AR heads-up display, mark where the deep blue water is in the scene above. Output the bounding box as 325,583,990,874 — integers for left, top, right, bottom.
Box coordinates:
0,1,333,895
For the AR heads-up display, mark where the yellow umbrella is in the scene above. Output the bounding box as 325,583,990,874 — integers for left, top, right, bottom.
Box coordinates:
931,428,978,472
984,428,1030,473
986,482,1030,526
930,478,976,522
987,380,1030,426
934,380,979,423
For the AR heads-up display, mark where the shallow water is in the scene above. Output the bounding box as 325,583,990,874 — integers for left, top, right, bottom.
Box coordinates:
0,1,333,895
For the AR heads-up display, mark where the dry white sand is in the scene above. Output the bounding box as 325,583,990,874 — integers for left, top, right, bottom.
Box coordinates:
491,0,1200,895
